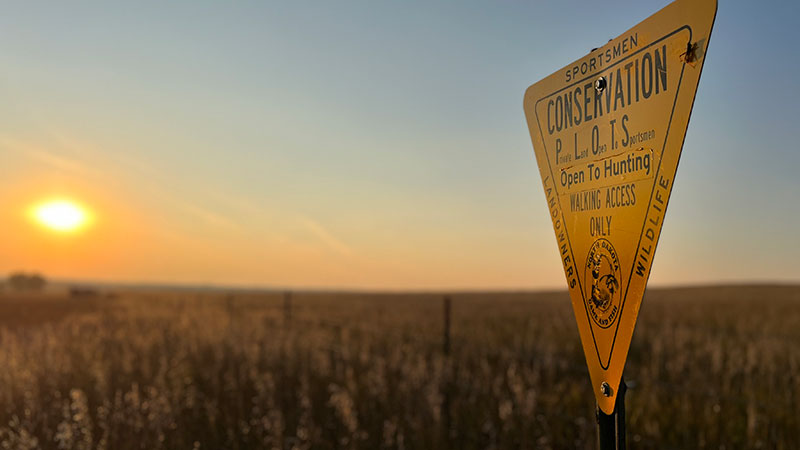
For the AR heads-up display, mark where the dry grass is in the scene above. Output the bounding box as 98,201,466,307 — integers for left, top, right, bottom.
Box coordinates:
0,285,797,449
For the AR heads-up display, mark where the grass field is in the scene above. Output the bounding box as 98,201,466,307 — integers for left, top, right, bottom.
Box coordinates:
0,285,797,449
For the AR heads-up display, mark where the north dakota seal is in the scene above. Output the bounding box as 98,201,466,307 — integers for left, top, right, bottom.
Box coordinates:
585,238,621,329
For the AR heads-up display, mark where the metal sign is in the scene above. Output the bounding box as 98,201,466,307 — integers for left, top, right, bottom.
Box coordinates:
523,0,716,414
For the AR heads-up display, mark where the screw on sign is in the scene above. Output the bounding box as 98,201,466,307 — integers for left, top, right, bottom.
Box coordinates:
522,0,716,447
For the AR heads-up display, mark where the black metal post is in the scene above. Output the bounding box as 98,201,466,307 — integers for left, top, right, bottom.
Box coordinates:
597,377,627,450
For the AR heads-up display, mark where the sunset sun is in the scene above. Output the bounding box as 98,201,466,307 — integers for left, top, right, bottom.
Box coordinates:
31,199,92,233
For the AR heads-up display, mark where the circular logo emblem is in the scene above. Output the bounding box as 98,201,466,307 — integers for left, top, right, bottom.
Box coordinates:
585,238,621,329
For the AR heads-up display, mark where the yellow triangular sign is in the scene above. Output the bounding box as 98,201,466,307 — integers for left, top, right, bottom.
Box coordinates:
523,0,716,414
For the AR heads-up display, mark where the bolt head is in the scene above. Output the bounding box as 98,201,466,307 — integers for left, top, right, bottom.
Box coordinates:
600,382,613,397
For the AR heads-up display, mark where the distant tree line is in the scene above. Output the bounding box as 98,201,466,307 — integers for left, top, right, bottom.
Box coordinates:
5,272,47,291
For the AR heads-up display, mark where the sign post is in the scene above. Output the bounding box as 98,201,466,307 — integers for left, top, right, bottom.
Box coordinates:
523,0,716,445
597,377,626,449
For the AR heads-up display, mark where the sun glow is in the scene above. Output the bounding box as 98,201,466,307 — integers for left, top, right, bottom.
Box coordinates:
31,199,92,232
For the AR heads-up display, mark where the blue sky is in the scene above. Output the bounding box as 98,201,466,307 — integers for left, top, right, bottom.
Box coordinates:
0,0,797,289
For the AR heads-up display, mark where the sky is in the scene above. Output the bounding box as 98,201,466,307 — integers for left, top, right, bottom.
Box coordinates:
0,0,798,290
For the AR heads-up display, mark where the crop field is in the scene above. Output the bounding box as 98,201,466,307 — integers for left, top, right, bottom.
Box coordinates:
0,285,797,449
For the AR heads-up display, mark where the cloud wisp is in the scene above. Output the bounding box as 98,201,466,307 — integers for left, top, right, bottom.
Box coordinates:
297,216,353,257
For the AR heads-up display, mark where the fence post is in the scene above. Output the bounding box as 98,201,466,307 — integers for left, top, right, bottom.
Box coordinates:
442,295,453,449
443,295,451,356
283,291,292,328
226,294,236,330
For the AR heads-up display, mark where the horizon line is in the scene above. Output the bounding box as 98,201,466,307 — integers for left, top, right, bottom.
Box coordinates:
21,276,800,295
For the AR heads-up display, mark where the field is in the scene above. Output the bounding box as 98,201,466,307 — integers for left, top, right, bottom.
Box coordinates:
0,285,798,449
